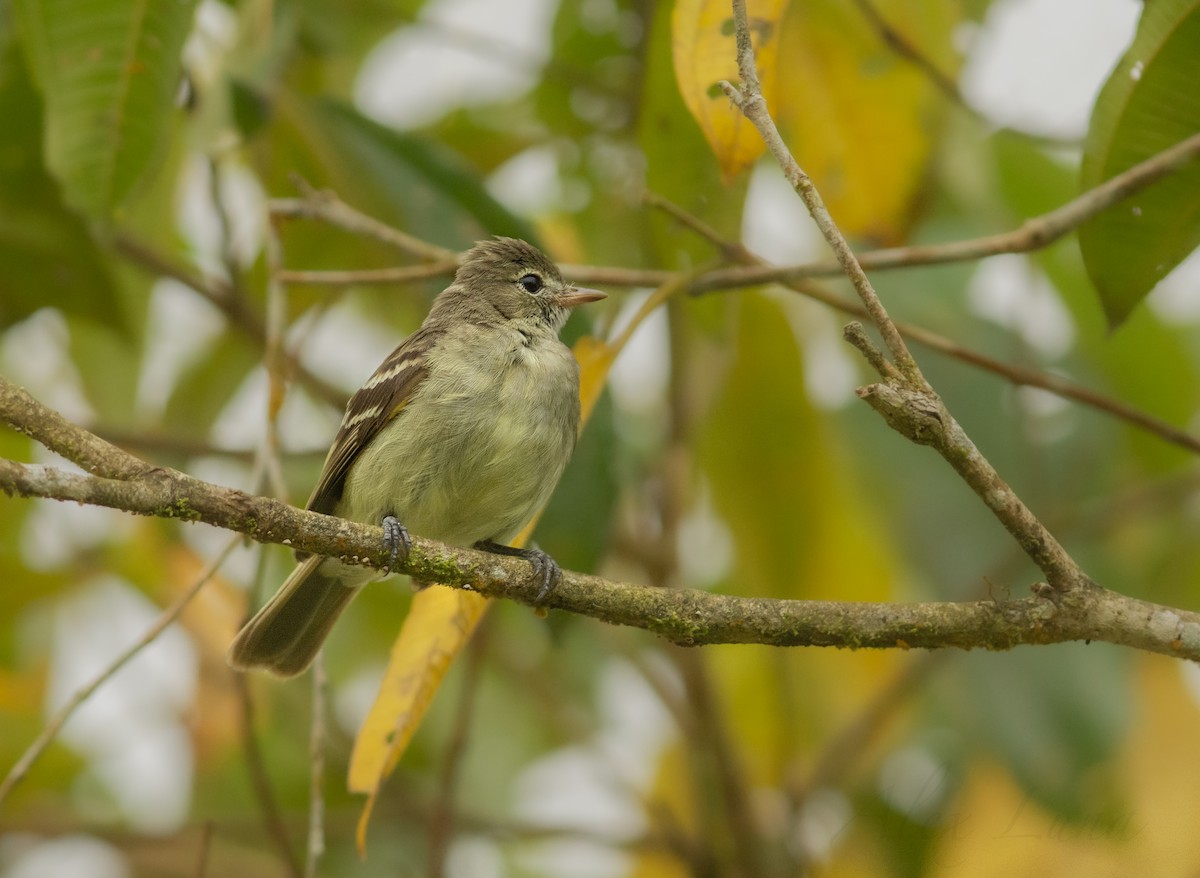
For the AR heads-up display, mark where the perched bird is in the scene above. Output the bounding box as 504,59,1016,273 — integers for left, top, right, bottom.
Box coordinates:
228,237,605,676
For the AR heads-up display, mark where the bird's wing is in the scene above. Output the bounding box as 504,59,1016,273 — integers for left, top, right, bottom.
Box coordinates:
305,326,442,516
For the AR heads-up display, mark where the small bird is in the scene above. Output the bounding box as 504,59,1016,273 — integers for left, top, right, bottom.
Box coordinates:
228,237,606,676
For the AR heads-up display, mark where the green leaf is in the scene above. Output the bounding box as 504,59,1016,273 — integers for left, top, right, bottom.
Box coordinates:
1079,0,1200,328
0,20,122,329
13,0,198,220
952,645,1131,826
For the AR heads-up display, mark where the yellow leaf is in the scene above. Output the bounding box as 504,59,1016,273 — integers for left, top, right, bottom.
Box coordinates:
348,586,488,850
774,0,960,242
672,0,790,180
348,334,618,852
574,335,617,424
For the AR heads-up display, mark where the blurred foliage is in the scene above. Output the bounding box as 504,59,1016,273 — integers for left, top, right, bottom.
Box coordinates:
1,0,1199,877
1079,0,1200,327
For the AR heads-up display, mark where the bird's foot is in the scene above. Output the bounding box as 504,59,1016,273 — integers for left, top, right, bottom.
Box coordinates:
381,514,412,573
475,540,562,602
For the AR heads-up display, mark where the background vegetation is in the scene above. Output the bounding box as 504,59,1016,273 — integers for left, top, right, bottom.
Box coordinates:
2,0,1199,876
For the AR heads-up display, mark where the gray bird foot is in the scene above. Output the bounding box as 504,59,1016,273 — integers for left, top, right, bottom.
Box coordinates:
382,514,412,573
475,540,561,602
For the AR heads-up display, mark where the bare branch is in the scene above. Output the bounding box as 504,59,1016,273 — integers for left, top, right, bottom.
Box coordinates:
2,380,1198,664
724,0,1091,594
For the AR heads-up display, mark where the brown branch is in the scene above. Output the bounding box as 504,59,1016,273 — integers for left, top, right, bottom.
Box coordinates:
265,120,1200,294
276,263,458,287
427,622,489,878
690,129,1200,293
305,658,327,878
2,381,1199,665
268,179,458,263
235,672,303,878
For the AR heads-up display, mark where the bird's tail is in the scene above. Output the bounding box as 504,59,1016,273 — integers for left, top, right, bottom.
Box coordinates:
227,555,361,677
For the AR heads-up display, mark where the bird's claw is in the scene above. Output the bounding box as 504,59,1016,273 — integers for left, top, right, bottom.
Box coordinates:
381,514,411,573
526,548,562,603
475,540,562,603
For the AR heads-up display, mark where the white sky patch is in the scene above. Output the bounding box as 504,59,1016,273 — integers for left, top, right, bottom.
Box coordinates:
136,279,227,417
446,836,505,878
355,0,559,130
20,474,134,572
208,366,340,452
677,482,734,589
966,255,1075,359
175,153,266,280
741,162,826,266
45,578,197,833
779,297,861,411
791,788,853,864
960,0,1140,139
487,145,563,218
513,659,676,875
605,290,670,414
334,663,389,739
2,835,130,878
0,309,93,424
295,299,414,395
1146,247,1200,325
877,745,951,825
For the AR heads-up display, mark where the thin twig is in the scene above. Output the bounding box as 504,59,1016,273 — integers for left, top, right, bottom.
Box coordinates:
195,820,216,878
277,263,458,287
427,620,490,878
692,130,1200,293
235,671,303,878
258,130,1200,308
270,176,458,263
723,0,919,380
263,215,293,502
305,656,327,878
0,537,241,806
644,190,1200,456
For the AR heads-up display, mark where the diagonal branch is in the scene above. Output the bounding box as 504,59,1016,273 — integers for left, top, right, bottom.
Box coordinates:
723,0,1086,592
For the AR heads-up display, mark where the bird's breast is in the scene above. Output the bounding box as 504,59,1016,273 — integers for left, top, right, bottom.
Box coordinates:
337,323,581,548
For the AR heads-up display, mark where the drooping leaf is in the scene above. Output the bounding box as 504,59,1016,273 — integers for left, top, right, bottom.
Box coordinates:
672,0,789,180
348,332,616,851
1079,0,1200,327
0,33,122,329
13,0,198,220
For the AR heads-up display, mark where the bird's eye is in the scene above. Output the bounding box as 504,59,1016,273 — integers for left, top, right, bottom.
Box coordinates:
518,273,543,294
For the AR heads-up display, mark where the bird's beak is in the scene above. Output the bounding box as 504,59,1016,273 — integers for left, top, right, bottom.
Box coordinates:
556,286,607,308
